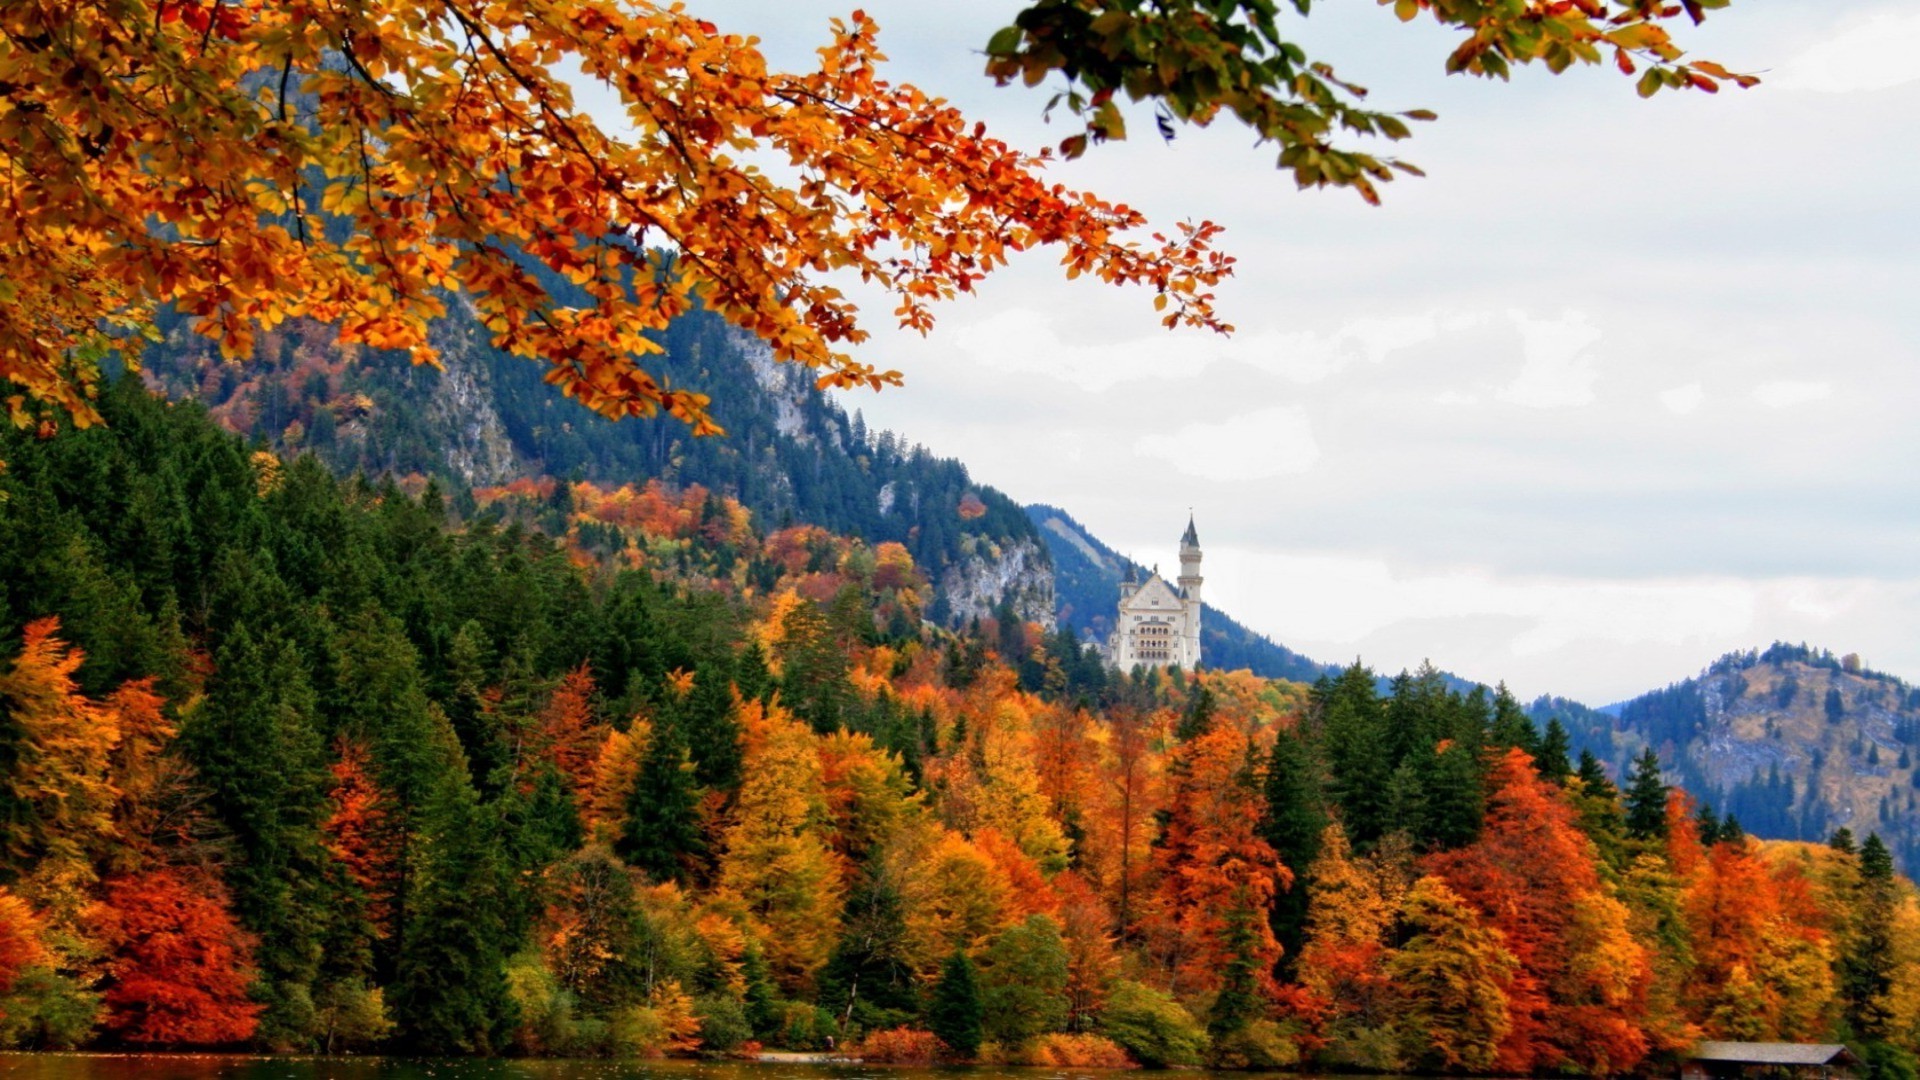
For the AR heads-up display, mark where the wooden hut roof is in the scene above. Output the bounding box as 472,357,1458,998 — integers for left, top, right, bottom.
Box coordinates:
1689,1043,1860,1067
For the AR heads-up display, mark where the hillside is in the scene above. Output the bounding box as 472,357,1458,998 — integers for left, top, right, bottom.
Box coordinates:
1546,644,1920,869
136,303,1053,629
7,388,1917,1066
1026,503,1335,683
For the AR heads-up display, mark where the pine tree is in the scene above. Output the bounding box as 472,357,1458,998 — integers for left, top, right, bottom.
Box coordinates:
817,874,917,1030
1624,747,1669,840
1842,833,1898,1040
1695,804,1723,846
928,949,983,1058
1488,684,1538,756
1575,749,1617,798
390,778,515,1054
1423,741,1485,851
1319,663,1391,845
618,715,702,882
1536,719,1574,784
181,626,333,1045
1205,905,1264,1043
1260,726,1326,968
1176,685,1216,742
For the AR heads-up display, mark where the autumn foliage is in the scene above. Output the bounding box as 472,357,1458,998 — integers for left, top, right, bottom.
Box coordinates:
6,395,1920,1067
96,869,263,1046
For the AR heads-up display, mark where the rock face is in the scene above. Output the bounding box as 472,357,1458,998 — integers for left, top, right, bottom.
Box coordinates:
137,302,1062,634
1552,644,1920,871
423,317,519,487
937,535,1056,630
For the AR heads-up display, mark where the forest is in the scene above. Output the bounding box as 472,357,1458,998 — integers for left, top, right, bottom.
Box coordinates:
3,381,1920,1075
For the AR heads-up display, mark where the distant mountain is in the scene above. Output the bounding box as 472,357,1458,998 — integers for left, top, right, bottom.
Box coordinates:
1025,503,1336,684
1539,643,1920,869
137,303,1054,629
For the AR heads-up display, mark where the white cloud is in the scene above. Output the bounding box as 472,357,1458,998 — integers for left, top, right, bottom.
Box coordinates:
1774,10,1920,93
1753,380,1833,408
1134,406,1320,481
1660,382,1705,415
1201,545,1920,702
1498,310,1602,409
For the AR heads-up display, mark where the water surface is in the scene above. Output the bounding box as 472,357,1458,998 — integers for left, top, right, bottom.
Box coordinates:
0,1057,1324,1080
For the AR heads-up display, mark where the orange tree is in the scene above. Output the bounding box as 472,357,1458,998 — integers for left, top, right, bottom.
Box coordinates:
0,0,1747,433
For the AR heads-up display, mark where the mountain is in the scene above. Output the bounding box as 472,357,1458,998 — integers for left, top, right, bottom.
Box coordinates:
138,301,1920,875
136,303,1054,629
1540,643,1920,869
1026,503,1335,683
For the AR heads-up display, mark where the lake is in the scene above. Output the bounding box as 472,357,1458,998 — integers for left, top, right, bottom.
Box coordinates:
0,1057,1325,1080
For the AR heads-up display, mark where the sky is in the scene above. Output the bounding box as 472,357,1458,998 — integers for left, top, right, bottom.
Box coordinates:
674,1,1920,705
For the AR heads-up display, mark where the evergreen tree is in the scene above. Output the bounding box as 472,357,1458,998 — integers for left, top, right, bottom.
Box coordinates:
181,626,333,1046
1176,685,1216,742
618,716,702,881
1843,833,1899,1040
741,944,782,1040
678,663,743,791
1488,683,1537,755
1695,803,1723,846
391,779,516,1053
1718,814,1744,845
817,874,917,1031
1205,906,1263,1043
1536,719,1574,784
1423,741,1485,850
1318,663,1390,846
1575,749,1617,798
1259,726,1326,968
1830,827,1858,856
928,949,983,1058
1623,747,1669,840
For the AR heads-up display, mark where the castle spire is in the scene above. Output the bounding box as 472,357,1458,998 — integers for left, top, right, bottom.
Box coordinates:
1181,513,1199,549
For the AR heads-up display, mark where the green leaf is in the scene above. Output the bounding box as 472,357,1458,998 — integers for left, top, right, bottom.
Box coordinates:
986,25,1022,57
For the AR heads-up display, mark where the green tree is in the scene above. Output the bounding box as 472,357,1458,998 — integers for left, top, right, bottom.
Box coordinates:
980,914,1070,1047
1097,980,1207,1068
1259,725,1326,969
618,716,703,882
928,949,984,1058
1624,747,1669,840
181,625,333,1046
1536,719,1574,784
817,874,917,1032
1843,833,1899,1040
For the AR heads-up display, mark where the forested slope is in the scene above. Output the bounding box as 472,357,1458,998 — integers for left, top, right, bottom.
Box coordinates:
136,303,1053,629
3,383,1919,1072
1539,647,1920,871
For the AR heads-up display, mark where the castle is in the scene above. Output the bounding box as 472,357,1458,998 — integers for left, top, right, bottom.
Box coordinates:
1107,517,1203,671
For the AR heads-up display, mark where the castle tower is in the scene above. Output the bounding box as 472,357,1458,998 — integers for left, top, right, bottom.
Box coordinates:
1106,516,1205,672
1177,516,1202,669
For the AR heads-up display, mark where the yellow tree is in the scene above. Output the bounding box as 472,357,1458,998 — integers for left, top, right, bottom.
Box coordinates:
1384,875,1517,1073
0,0,1749,432
715,699,841,992
0,618,121,914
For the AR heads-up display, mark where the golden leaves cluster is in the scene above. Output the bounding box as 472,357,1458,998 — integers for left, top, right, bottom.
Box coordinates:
0,0,1233,433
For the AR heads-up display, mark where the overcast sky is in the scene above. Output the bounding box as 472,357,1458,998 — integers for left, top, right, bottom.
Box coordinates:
679,1,1920,704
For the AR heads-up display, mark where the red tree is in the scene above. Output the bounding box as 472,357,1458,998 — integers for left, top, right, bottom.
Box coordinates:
97,868,263,1045
533,663,605,801
1145,725,1289,1000
322,738,401,942
1426,749,1651,1075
